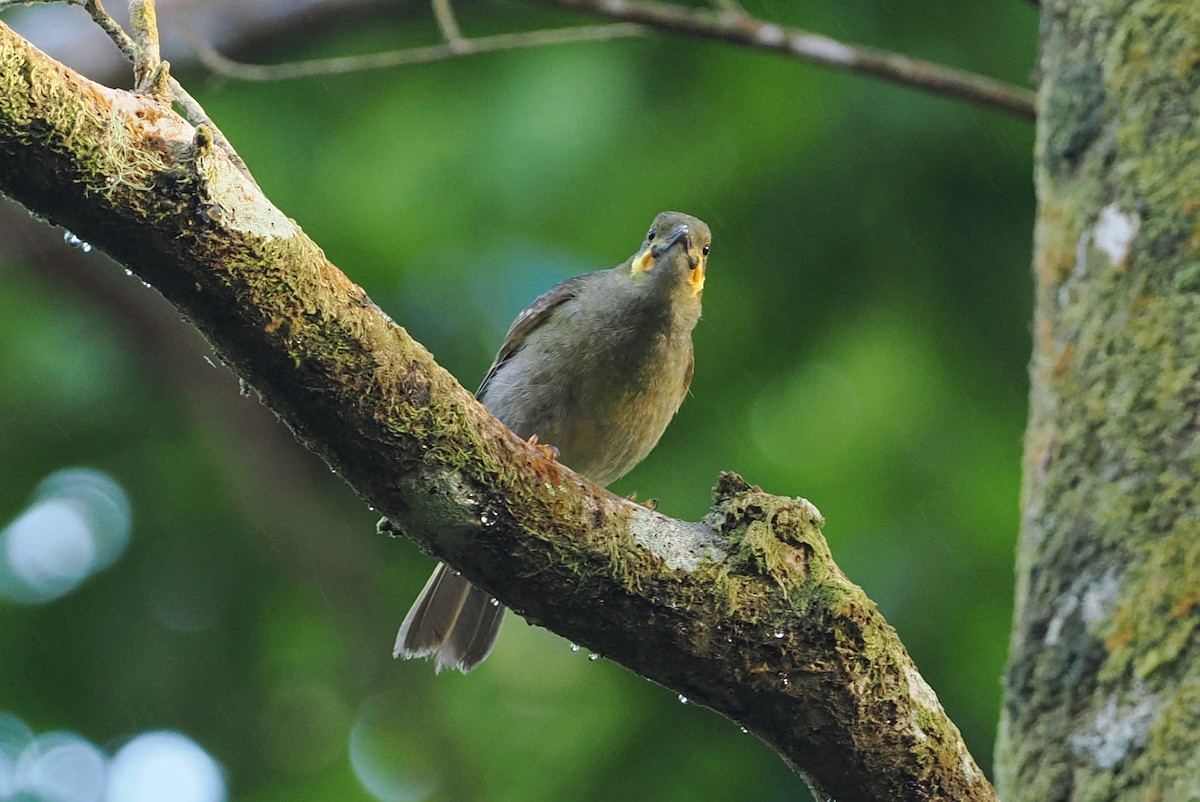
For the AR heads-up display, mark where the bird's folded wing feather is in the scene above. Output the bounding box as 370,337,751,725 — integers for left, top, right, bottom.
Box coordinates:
476,272,595,399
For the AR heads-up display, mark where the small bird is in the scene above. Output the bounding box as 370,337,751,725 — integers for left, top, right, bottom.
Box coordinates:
394,211,712,673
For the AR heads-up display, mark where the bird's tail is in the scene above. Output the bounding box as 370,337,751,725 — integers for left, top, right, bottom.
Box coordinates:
394,562,505,673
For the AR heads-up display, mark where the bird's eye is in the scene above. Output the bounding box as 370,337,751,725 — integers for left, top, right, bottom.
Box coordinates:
646,229,656,241
702,244,711,256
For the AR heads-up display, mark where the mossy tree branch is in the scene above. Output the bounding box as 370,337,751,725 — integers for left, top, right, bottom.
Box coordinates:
0,22,995,801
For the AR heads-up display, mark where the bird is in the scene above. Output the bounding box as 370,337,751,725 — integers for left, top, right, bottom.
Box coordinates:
394,211,712,673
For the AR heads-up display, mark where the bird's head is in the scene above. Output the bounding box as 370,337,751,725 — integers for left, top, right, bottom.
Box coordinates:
628,211,712,298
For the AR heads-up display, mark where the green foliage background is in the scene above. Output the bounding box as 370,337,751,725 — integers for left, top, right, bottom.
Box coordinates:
0,1,1036,799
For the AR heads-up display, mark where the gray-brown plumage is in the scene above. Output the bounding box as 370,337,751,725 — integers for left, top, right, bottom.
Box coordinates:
394,211,712,672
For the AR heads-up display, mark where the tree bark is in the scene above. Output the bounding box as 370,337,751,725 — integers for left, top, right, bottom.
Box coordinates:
997,1,1200,799
0,21,997,801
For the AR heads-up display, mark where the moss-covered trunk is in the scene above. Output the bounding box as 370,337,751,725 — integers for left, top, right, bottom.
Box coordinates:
997,1,1200,799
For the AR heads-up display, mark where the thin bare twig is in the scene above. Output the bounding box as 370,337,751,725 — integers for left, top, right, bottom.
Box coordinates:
128,0,168,98
0,0,69,10
180,0,1032,119
82,0,135,59
431,0,466,50
181,21,648,81
544,0,1036,120
128,0,157,60
76,0,257,185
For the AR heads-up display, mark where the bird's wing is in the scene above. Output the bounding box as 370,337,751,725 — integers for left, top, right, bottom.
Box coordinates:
681,348,695,396
476,272,594,399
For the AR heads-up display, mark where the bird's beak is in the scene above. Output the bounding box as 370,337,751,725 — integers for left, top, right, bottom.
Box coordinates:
652,224,705,294
651,225,691,259
632,224,705,284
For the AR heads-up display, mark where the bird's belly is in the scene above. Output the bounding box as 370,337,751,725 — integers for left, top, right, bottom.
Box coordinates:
485,337,690,487
549,385,680,486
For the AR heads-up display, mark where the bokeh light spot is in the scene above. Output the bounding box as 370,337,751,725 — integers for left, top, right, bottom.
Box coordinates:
0,713,35,798
106,731,225,802
261,682,348,775
0,716,225,802
3,500,96,599
0,468,131,604
13,731,107,802
349,698,436,802
36,468,131,570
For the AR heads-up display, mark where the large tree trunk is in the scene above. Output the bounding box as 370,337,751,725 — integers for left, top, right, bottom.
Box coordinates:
997,1,1200,799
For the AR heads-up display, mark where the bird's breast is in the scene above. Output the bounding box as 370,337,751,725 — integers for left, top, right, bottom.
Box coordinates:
482,312,695,487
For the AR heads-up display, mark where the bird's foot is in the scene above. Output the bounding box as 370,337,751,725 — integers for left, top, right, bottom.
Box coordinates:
527,433,561,461
625,492,659,512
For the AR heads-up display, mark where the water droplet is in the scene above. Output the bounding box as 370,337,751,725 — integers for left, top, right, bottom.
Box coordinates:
63,230,92,252
569,644,581,653
773,628,785,639
677,695,689,704
490,598,500,607
739,727,749,734
587,653,599,661
124,268,134,277
480,512,495,527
